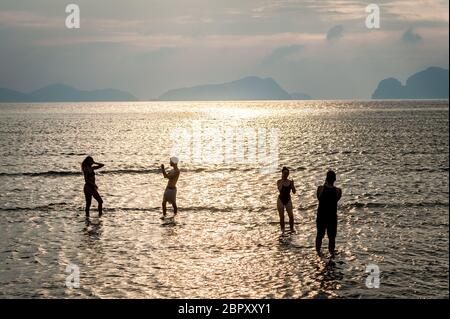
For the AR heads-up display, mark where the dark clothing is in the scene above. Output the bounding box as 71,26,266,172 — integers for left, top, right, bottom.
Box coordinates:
83,166,97,189
84,183,103,203
316,185,340,255
278,183,292,205
317,185,338,223
82,163,103,217
317,219,337,239
316,184,341,255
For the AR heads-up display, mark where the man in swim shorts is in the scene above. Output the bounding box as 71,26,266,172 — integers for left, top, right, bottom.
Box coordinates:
161,157,180,218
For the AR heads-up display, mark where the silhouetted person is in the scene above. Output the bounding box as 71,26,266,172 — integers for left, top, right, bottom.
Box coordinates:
277,167,297,233
316,170,342,257
161,157,180,218
81,156,104,217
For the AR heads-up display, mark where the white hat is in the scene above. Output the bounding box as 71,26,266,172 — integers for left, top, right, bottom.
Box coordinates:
170,156,179,164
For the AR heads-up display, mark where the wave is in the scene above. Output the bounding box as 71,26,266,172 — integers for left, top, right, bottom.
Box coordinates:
0,202,71,212
3,166,446,178
0,203,271,213
408,167,449,173
344,201,449,209
0,171,80,177
0,169,159,177
0,166,270,178
1,201,448,213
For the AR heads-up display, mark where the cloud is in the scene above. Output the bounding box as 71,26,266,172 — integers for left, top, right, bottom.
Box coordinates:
33,32,322,50
303,0,368,21
251,0,365,20
0,0,448,100
383,0,449,24
33,33,189,49
261,44,304,66
326,25,344,40
0,10,60,29
251,0,449,25
132,47,177,63
402,28,423,43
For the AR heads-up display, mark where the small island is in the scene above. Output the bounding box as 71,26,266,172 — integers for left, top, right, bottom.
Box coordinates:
0,83,137,102
372,67,449,99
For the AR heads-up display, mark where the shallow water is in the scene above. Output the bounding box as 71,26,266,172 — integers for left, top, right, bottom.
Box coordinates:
0,100,448,298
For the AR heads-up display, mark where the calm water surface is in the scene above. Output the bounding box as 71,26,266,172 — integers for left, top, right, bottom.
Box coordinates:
0,100,448,298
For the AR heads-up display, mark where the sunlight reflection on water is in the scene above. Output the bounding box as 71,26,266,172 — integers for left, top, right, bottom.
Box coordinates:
0,100,448,298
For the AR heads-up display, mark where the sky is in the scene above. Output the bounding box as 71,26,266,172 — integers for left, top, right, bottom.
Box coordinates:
0,0,448,99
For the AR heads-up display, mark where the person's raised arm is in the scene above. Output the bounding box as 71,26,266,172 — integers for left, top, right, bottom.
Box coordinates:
92,162,104,170
336,187,342,201
291,179,297,194
161,164,168,178
317,185,323,199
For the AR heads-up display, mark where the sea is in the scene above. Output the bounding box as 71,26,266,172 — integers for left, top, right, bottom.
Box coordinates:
0,100,448,298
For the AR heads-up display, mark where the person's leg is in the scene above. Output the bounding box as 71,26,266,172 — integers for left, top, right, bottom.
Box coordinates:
315,221,326,256
286,200,294,232
327,221,337,257
162,200,167,216
162,188,168,217
92,190,103,217
172,202,178,215
84,192,92,217
277,198,285,232
172,189,178,215
328,237,335,257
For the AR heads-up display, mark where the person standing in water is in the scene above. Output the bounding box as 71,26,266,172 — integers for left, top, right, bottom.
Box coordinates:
81,156,104,217
161,157,180,218
277,167,297,233
316,170,342,258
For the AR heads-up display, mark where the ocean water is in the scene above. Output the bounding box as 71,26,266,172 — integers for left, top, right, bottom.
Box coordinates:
0,100,448,299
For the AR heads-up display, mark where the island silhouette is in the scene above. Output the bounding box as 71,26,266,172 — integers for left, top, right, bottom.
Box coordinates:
372,67,448,99
1,67,447,102
0,83,137,102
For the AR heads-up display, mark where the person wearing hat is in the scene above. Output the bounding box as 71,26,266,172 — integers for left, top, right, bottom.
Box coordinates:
160,157,180,218
316,170,342,258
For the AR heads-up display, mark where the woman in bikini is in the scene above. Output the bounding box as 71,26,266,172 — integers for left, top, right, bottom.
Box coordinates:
277,166,296,233
81,156,104,217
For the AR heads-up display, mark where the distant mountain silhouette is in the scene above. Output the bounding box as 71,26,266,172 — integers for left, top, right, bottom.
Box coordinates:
372,67,449,99
158,76,294,101
289,92,312,100
0,88,30,102
0,84,137,102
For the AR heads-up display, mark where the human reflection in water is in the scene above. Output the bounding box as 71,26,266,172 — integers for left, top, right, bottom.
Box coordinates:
316,170,342,258
80,217,105,270
83,217,103,240
313,258,344,298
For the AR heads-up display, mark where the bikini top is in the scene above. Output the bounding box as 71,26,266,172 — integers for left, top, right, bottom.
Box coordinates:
83,166,96,185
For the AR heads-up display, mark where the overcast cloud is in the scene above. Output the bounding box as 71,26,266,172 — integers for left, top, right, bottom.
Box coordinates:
0,0,448,99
